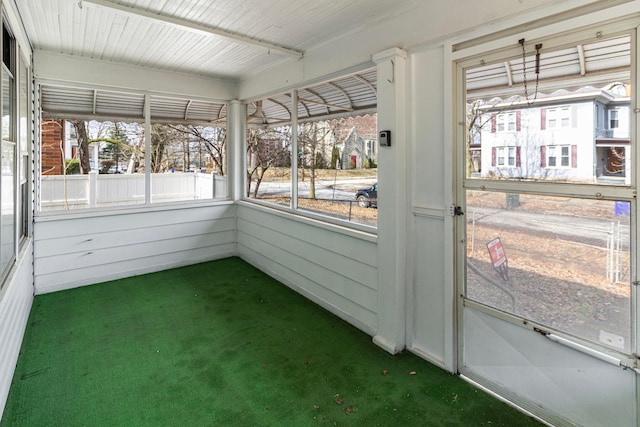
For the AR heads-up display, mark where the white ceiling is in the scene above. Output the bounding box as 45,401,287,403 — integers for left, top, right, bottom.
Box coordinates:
14,0,416,81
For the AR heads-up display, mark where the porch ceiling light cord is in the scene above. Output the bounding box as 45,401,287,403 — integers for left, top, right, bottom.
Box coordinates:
519,38,542,105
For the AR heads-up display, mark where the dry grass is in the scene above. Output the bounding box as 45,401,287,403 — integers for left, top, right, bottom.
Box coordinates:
254,195,377,226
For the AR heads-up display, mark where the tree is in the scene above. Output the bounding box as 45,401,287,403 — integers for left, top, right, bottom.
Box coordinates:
166,124,227,175
100,122,128,172
298,121,333,199
150,124,170,172
70,120,91,174
246,127,290,197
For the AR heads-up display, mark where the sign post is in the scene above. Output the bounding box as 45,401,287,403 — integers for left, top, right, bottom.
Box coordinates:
486,237,509,281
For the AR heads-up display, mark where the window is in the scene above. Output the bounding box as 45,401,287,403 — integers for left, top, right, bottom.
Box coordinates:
491,146,519,169
18,54,29,243
463,29,634,354
547,145,570,168
496,147,514,166
0,18,29,287
610,109,619,129
245,68,378,228
497,112,516,132
547,106,571,128
38,90,228,211
0,21,15,283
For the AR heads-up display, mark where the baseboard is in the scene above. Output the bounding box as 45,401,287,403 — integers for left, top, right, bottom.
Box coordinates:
373,334,405,354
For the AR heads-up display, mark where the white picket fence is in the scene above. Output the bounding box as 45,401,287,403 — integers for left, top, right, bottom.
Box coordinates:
40,171,227,210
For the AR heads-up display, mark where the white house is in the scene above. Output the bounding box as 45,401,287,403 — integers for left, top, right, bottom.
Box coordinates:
478,87,631,184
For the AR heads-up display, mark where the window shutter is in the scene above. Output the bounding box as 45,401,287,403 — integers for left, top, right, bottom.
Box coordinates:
491,147,496,166
516,111,521,131
571,145,577,168
540,146,546,167
491,115,496,133
540,108,546,130
516,146,521,167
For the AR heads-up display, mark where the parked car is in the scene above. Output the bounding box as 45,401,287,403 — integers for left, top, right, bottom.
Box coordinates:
355,183,377,208
107,166,126,174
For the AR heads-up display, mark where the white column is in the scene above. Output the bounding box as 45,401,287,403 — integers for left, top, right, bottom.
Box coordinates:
291,90,298,210
228,100,245,201
144,94,151,204
92,143,99,170
372,47,409,354
88,170,98,208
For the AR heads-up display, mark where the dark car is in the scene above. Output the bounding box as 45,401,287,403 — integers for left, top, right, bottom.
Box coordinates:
355,183,377,208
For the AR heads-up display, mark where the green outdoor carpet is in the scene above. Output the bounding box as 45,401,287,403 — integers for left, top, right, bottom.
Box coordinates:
1,257,541,426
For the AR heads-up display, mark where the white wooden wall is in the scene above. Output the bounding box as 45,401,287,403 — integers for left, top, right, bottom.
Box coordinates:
236,203,378,335
406,46,451,368
0,243,34,421
34,204,236,294
0,0,35,421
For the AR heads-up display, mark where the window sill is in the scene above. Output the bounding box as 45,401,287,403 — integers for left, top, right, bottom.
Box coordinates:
35,199,235,222
237,199,378,242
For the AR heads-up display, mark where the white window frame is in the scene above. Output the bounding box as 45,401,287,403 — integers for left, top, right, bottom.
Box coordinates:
496,146,516,167
496,112,516,132
547,145,570,168
454,18,639,364
610,108,620,129
547,106,571,129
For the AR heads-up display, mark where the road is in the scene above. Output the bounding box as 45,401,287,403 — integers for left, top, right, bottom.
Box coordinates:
254,177,377,201
466,205,630,247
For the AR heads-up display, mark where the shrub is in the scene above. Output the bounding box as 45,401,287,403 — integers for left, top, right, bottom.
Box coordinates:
65,159,80,174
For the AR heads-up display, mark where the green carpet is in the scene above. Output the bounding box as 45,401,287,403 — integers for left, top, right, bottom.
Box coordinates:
2,257,541,426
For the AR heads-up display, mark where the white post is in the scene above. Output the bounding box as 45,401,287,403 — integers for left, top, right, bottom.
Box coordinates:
228,100,245,201
607,222,613,282
291,89,298,210
372,47,408,355
211,172,217,199
615,221,621,283
144,94,151,204
88,170,98,208
471,210,475,256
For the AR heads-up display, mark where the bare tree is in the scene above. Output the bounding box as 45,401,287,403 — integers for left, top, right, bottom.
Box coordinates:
246,127,291,197
167,124,227,175
70,120,91,174
298,121,333,199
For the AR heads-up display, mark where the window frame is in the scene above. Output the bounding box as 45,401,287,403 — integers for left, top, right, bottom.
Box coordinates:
546,145,571,168
610,108,620,129
496,146,516,167
0,17,16,286
35,88,230,215
455,21,638,360
547,106,571,129
242,71,378,232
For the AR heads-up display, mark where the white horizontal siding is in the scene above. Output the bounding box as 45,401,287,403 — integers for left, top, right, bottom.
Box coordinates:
34,204,236,294
236,203,378,335
0,242,35,421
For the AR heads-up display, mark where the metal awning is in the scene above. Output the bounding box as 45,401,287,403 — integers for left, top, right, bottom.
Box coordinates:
40,67,375,126
40,85,227,124
246,67,377,127
466,34,631,100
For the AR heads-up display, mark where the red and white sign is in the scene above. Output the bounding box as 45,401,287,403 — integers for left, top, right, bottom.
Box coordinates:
487,238,506,268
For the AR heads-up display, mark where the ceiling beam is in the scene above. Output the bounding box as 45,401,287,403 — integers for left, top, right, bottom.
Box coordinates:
81,0,304,59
